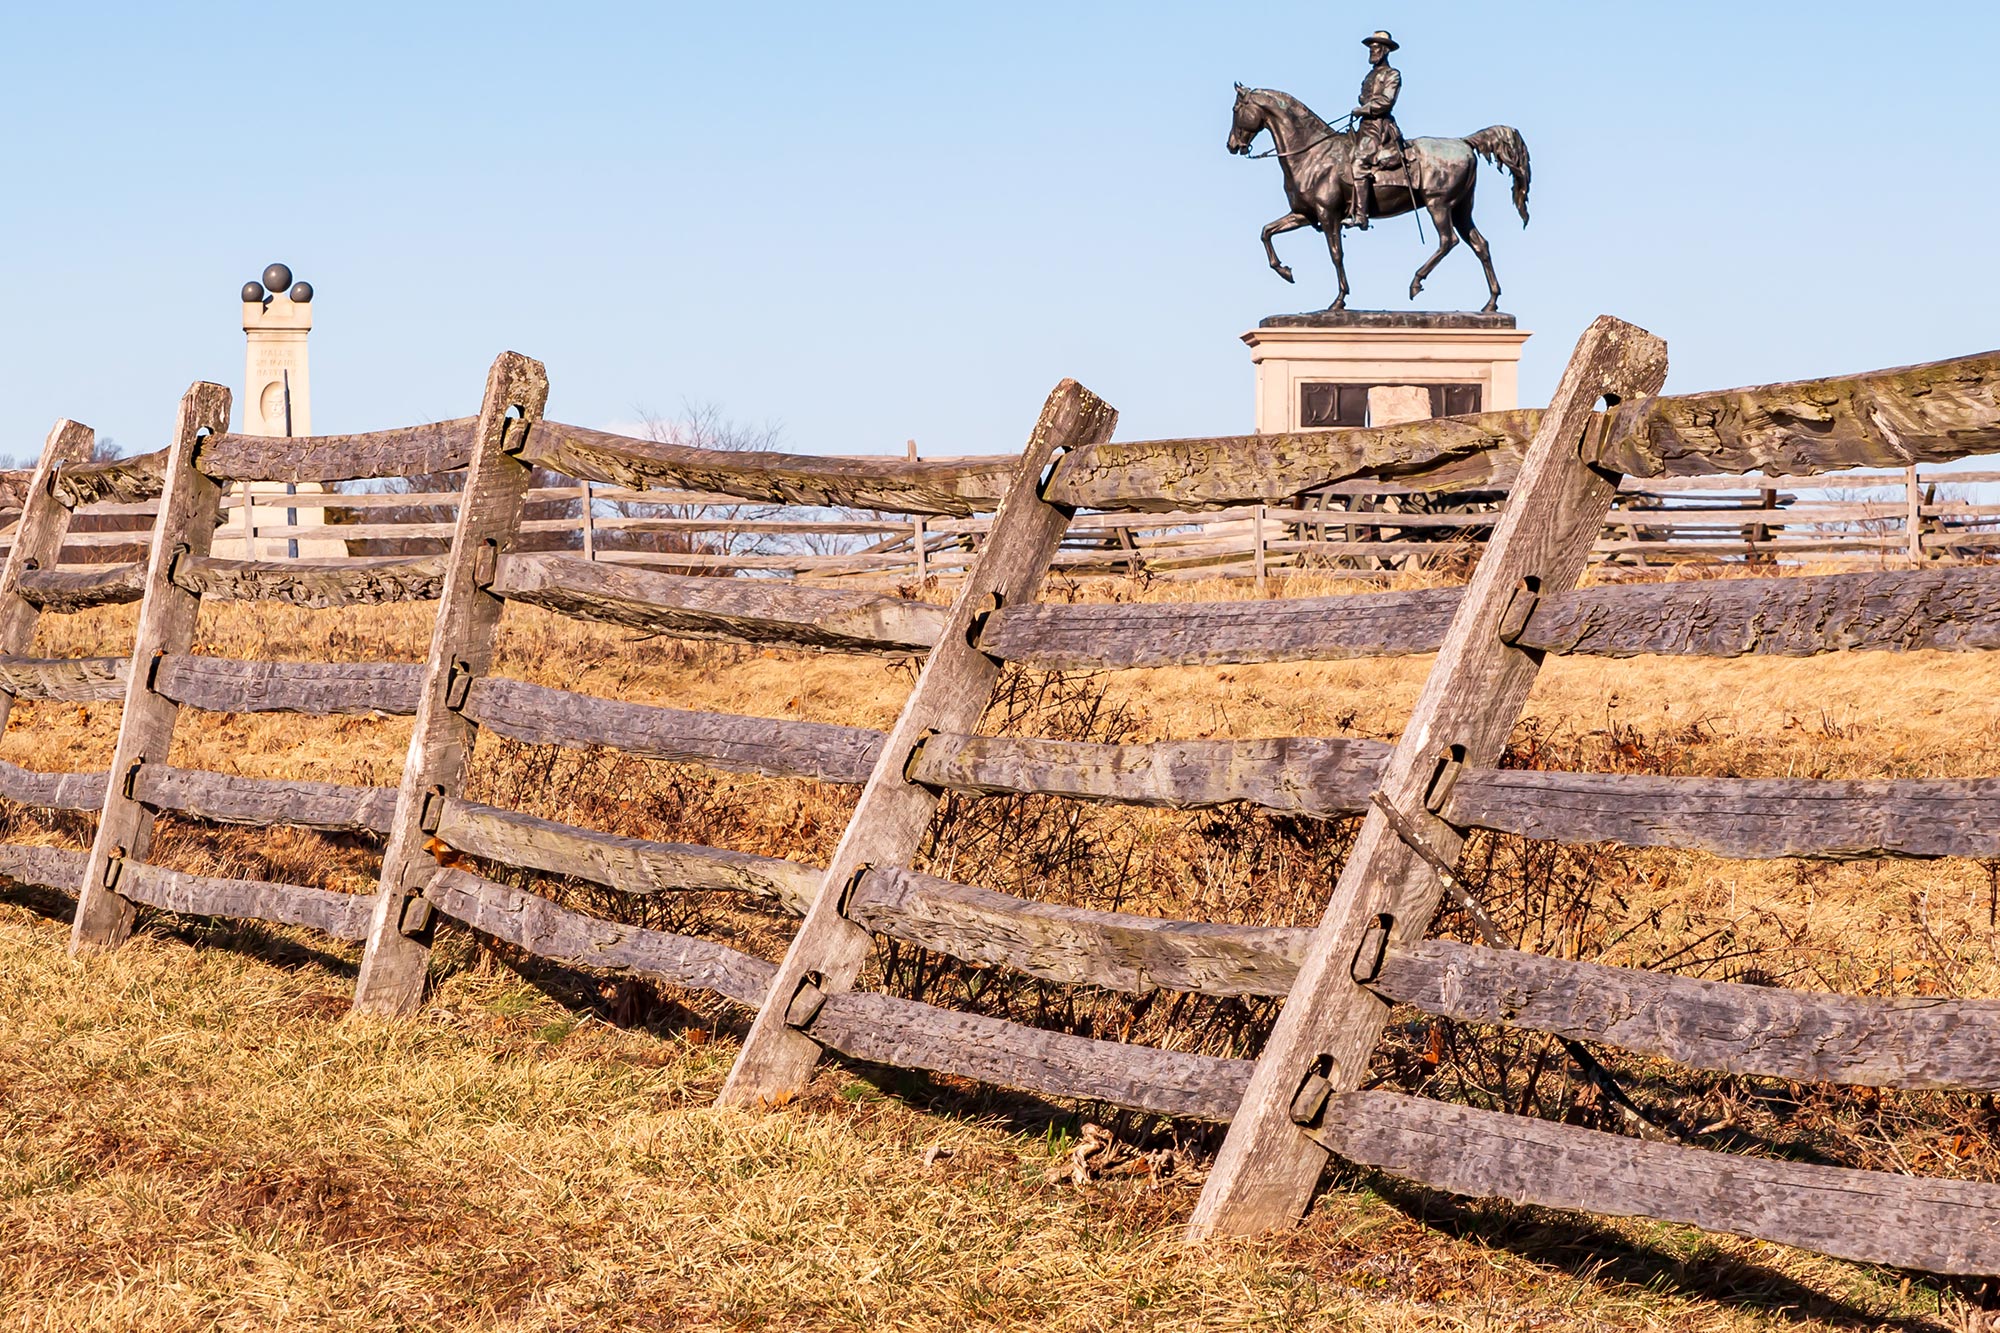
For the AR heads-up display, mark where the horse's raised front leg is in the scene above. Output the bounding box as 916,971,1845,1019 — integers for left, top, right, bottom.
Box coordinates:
1261,211,1310,284
1323,220,1351,310
1407,197,1459,302
1453,201,1502,312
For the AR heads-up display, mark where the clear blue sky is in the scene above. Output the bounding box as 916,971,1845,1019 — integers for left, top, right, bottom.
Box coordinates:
2,3,1994,459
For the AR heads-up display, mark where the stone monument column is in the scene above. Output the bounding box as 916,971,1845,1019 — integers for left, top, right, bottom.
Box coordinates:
1243,309,1530,433
213,263,345,558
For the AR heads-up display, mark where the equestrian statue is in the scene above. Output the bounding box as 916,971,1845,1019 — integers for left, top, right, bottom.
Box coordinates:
1227,31,1531,312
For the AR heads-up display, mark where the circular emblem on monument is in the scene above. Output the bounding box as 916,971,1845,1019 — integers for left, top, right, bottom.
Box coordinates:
259,380,288,425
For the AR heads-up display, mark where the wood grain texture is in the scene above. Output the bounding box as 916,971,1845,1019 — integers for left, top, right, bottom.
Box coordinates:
352,353,549,1016
0,759,107,811
978,590,1462,668
1595,350,2000,479
1443,770,2000,860
848,866,1308,997
0,420,95,729
72,381,231,954
806,988,1253,1120
1313,1090,2000,1275
153,655,423,716
1190,316,1669,1240
461,677,885,783
422,867,777,1007
1046,412,1538,513
911,732,1387,817
433,798,818,910
720,379,1119,1109
1373,938,2000,1091
490,552,948,655
118,860,374,940
520,420,1020,517
1519,567,2000,657
197,419,478,483
0,654,126,702
175,554,448,607
130,764,395,834
18,562,146,612
52,451,166,508
0,843,87,892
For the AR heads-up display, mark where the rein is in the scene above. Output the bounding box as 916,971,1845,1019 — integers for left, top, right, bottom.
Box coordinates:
1242,111,1353,160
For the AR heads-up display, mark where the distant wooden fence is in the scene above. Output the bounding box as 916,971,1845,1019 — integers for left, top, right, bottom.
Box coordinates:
12,453,2000,585
6,326,2000,1276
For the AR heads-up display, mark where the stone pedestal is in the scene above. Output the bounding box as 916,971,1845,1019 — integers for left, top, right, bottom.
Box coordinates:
213,290,345,558
1243,309,1530,434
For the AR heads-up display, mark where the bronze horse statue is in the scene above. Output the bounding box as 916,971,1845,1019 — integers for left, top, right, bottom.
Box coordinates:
1227,84,1531,312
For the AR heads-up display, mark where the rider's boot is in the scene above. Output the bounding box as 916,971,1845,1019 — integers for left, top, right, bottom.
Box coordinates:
1344,175,1373,231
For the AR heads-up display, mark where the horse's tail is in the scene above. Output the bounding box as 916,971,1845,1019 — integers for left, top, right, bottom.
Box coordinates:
1464,126,1531,226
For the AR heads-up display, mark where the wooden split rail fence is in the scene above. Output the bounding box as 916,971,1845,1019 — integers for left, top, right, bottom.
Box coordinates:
5,324,2000,1275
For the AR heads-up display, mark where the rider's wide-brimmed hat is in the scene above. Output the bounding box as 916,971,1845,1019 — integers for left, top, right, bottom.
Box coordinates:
1362,30,1399,50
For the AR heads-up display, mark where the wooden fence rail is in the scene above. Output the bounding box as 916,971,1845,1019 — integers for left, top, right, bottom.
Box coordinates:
4,330,2000,1277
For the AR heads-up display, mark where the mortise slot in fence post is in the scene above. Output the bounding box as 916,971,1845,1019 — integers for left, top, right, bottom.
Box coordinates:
1495,575,1540,645
350,352,550,1017
1254,504,1267,594
716,378,1118,1110
0,419,95,737
72,388,231,954
1187,316,1667,1241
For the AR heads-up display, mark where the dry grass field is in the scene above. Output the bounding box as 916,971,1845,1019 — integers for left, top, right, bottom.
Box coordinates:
2,566,1997,1331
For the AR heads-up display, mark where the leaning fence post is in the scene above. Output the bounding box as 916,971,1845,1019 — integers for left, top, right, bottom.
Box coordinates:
716,378,1117,1108
71,385,231,954
0,420,95,735
350,352,548,1016
1185,316,1668,1240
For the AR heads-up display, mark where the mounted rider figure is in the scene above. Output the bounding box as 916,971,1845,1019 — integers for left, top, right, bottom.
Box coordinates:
1345,30,1407,231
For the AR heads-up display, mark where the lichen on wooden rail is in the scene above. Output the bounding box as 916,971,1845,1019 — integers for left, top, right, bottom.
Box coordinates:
1371,938,2000,1091
118,860,374,941
18,562,146,612
423,866,777,1007
197,419,478,483
805,988,1253,1121
490,552,947,655
1312,1090,2000,1275
521,421,1020,517
461,677,885,784
848,865,1307,997
432,798,818,910
174,554,448,607
0,654,127,701
153,655,423,716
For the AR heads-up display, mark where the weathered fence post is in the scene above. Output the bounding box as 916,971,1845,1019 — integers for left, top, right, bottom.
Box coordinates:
1905,465,1923,564
580,480,596,562
913,516,928,583
71,385,231,954
1253,504,1268,593
717,378,1116,1107
0,420,95,733
350,352,549,1016
1185,317,1667,1239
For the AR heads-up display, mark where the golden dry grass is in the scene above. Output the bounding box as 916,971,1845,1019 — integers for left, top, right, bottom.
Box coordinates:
0,569,1996,1330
